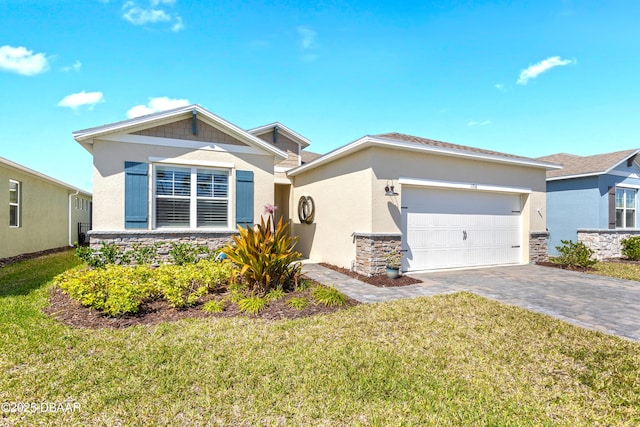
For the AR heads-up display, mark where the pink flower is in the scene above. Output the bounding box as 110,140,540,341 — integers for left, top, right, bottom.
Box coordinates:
264,204,278,215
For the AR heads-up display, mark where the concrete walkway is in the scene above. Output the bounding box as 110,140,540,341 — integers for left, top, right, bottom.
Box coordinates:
302,262,640,342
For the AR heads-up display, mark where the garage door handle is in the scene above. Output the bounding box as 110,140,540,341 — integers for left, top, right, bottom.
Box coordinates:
512,245,520,248
463,231,467,240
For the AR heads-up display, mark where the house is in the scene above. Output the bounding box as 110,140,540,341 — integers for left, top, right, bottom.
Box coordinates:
74,104,560,275
0,156,92,261
538,149,640,259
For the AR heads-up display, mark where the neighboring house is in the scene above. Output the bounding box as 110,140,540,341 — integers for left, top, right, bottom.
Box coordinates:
538,150,640,258
74,104,560,275
0,157,92,260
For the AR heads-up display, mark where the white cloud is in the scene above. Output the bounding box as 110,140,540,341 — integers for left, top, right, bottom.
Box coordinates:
122,1,183,31
297,26,317,49
517,56,576,85
467,120,491,127
57,91,105,109
62,60,82,72
123,2,171,25
495,83,504,90
171,16,184,32
0,45,49,76
126,96,190,118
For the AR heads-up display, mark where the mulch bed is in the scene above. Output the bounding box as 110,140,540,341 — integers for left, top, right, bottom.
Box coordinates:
43,280,360,330
0,247,71,268
319,263,421,287
535,261,594,272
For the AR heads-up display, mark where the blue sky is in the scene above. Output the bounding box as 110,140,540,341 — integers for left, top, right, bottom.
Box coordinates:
1,0,639,192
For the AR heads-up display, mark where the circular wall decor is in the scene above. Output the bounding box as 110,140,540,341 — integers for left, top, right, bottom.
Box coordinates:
297,196,315,224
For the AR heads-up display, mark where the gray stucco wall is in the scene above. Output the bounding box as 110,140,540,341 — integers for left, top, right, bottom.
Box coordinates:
547,167,640,256
546,176,600,255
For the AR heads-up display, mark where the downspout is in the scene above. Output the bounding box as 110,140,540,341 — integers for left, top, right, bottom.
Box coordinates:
68,191,79,246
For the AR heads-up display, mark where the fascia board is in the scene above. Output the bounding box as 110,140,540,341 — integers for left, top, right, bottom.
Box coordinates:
371,136,563,170
0,156,92,196
247,122,311,147
601,149,640,175
73,104,287,162
287,136,372,176
289,135,561,177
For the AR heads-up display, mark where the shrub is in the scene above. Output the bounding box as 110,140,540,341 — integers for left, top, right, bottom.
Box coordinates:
311,286,347,307
129,242,160,265
555,240,597,268
620,236,640,260
265,288,286,301
237,296,267,315
202,299,225,314
169,242,214,266
295,278,313,292
56,265,155,316
75,242,130,268
223,216,302,295
153,260,232,308
287,297,308,310
54,260,232,315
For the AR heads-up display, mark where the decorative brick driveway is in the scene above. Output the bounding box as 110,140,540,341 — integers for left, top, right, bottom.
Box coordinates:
302,263,640,342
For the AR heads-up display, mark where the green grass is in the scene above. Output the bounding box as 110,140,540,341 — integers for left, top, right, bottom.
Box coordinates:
591,261,640,281
1,251,640,425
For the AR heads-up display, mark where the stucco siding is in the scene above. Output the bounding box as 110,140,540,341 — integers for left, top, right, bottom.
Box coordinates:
367,147,546,264
92,139,274,231
0,163,91,259
291,146,547,269
546,176,600,255
368,146,546,229
291,149,373,269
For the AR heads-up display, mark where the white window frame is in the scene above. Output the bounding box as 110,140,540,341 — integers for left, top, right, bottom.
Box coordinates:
615,187,637,229
9,179,20,228
152,164,231,230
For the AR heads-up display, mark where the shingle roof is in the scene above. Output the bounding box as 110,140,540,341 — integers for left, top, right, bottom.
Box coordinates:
537,149,639,179
374,132,543,163
301,150,322,164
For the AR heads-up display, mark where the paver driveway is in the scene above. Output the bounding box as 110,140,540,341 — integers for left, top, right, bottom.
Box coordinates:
302,263,640,342
411,264,640,342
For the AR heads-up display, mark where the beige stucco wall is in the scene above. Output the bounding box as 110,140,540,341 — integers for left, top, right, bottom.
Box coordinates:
291,146,548,269
0,163,91,259
92,139,275,231
291,149,373,268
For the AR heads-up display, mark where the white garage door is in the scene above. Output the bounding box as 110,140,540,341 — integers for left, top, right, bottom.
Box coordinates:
402,186,522,271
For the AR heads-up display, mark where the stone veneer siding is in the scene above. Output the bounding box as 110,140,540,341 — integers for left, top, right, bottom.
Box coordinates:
353,233,402,277
577,229,640,259
529,231,550,263
88,230,238,263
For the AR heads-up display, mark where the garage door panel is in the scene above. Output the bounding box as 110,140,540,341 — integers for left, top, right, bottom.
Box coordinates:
402,187,522,271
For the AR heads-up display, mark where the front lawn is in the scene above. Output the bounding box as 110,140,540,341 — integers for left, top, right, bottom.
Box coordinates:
591,261,640,282
1,251,639,426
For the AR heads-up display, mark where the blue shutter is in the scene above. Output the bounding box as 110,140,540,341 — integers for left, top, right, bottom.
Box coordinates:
124,162,149,229
235,170,254,227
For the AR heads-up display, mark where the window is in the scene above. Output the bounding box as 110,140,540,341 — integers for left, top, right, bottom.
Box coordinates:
154,165,229,228
9,180,20,227
616,188,636,228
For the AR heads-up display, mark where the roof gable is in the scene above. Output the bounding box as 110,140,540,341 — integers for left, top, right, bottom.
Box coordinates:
247,122,311,148
73,105,287,161
289,132,560,176
537,149,640,180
